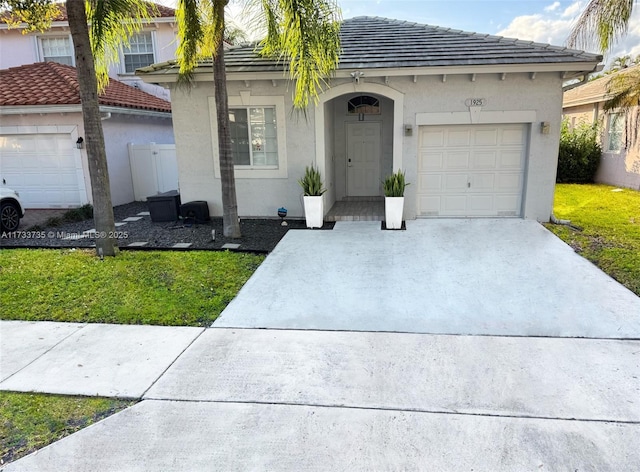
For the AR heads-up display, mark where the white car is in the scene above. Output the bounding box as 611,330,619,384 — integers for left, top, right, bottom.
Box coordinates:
1,179,25,232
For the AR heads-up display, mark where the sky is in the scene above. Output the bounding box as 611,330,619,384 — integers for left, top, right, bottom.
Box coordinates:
163,0,640,67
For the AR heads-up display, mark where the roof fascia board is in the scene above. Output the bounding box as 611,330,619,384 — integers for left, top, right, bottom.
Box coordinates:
138,62,602,84
0,105,82,115
0,104,170,117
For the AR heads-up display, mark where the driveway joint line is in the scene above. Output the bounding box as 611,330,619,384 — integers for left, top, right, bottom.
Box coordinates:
140,398,640,425
140,327,207,399
208,325,640,342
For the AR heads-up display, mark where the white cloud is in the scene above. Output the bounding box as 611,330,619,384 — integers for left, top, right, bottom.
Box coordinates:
562,1,583,18
544,2,561,13
497,14,573,45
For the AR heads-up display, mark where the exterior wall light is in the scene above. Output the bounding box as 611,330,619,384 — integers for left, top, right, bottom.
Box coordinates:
76,137,84,149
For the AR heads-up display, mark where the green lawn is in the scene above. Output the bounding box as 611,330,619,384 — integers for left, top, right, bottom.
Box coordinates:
0,249,264,326
0,392,134,465
545,184,640,296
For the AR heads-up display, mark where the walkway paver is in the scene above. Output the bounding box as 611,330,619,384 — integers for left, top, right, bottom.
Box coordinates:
0,322,203,398
0,321,84,381
216,219,640,338
4,400,638,472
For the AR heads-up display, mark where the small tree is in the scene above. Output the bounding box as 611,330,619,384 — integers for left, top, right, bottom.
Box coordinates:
556,119,602,183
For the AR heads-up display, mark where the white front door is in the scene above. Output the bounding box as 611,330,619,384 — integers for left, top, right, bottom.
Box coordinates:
347,122,381,196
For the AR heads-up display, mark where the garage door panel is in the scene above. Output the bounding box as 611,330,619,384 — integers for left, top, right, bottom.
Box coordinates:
447,130,471,146
473,151,497,169
419,151,444,171
421,129,445,147
501,128,526,145
419,174,442,193
442,195,467,214
444,174,468,191
445,152,470,169
417,124,526,217
474,129,499,146
0,133,82,208
500,150,525,168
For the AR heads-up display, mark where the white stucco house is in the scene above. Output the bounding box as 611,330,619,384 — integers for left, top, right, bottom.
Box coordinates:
0,61,173,208
0,2,177,101
563,65,640,190
138,17,602,221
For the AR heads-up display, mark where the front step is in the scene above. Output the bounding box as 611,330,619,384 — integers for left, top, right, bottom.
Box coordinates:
325,198,384,222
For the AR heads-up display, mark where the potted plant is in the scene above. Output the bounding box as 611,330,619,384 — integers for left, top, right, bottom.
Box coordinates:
383,169,409,229
298,165,326,228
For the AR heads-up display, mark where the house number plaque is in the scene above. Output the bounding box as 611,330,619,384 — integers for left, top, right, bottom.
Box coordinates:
465,98,486,106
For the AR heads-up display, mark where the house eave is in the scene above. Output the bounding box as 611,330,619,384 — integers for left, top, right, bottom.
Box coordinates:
0,104,171,118
137,61,602,84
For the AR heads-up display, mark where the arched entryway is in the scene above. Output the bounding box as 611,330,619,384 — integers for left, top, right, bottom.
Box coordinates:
314,82,404,221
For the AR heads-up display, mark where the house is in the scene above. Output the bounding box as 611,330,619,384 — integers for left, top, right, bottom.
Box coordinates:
0,61,173,208
0,2,177,100
563,66,640,190
137,16,602,221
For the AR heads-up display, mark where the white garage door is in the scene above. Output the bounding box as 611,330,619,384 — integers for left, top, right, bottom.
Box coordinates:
0,134,84,208
417,124,526,217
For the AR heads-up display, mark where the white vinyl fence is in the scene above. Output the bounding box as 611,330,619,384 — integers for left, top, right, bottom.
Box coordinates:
128,143,178,201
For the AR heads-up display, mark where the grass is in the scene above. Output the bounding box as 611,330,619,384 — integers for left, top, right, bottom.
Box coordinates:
545,183,640,296
0,392,134,465
0,249,264,326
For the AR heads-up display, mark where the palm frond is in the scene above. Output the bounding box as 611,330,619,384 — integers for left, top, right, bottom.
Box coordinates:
567,0,634,52
253,0,341,110
604,68,640,147
87,0,154,91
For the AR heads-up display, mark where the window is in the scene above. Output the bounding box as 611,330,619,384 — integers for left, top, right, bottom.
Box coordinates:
122,32,155,73
229,107,278,167
607,113,624,152
40,36,73,65
347,95,380,115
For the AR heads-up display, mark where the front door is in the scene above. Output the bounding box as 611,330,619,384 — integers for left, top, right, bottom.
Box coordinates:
346,122,381,196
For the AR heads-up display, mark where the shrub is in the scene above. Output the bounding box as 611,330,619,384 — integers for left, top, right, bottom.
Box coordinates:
383,170,409,197
556,119,602,183
298,165,326,196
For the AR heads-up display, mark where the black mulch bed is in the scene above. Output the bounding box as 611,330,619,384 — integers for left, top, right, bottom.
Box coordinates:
1,202,335,253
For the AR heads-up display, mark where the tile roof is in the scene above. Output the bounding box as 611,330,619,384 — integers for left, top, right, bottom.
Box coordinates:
204,16,602,73
563,64,640,106
0,62,171,113
1,1,174,23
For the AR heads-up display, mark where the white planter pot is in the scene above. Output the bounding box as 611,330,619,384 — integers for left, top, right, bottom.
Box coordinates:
385,196,404,229
303,195,324,228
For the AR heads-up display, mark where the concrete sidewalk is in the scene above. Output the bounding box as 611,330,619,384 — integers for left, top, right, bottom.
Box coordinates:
2,220,640,470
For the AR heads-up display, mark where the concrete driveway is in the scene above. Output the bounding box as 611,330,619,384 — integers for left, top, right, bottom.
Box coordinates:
216,219,640,338
4,220,640,471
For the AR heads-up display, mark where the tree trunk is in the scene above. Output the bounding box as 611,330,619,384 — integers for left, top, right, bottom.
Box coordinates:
66,0,117,256
213,0,241,238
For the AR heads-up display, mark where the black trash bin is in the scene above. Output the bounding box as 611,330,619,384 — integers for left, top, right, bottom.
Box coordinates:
180,201,210,223
147,190,181,222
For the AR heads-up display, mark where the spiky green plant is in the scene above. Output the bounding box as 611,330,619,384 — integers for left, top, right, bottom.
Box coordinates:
383,170,409,197
298,165,326,196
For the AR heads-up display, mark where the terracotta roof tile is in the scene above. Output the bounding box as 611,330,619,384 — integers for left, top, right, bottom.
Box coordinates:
0,61,171,113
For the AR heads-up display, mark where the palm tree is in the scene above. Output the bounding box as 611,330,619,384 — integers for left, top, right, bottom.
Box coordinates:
175,0,341,237
2,0,153,256
568,0,639,148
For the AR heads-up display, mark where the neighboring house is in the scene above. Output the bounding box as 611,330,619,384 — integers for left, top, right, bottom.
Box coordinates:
563,66,640,190
0,61,173,208
138,17,601,221
0,2,177,100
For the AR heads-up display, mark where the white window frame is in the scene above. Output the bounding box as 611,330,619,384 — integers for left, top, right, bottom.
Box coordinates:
210,92,288,179
120,31,157,75
607,112,624,152
229,106,279,169
37,34,74,66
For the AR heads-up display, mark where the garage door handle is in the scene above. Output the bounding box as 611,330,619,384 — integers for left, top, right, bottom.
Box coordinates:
467,182,471,188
